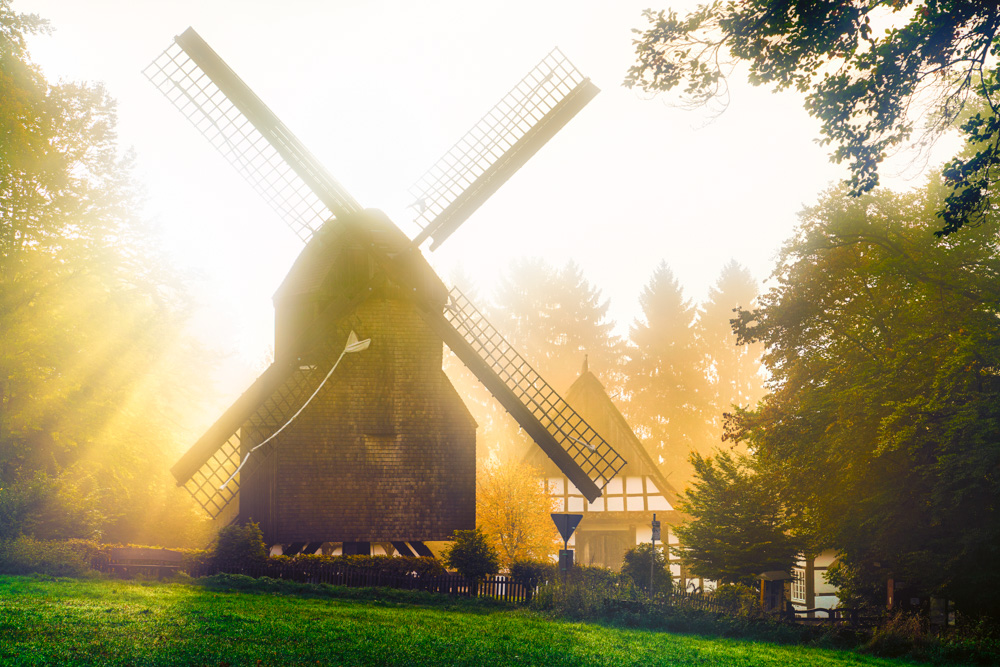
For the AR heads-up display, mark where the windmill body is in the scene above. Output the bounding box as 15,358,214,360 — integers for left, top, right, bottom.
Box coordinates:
239,212,476,548
149,28,627,552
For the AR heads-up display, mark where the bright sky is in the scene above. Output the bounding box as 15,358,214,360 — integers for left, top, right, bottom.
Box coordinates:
15,0,948,408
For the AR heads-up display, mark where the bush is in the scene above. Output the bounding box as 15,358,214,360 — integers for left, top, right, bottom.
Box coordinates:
210,521,267,566
529,564,640,619
442,528,500,583
711,582,762,617
863,613,929,658
510,559,556,588
0,537,94,577
266,554,446,578
180,548,212,576
621,543,672,595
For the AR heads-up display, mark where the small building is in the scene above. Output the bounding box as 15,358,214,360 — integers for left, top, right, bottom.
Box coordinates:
524,360,688,579
791,550,841,611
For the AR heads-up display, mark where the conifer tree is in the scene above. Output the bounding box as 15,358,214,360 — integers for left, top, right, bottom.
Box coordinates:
696,261,764,435
626,263,711,487
491,258,624,393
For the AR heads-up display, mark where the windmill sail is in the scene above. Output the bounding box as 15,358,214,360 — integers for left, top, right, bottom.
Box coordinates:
172,323,367,519
143,27,361,242
146,30,627,517
172,362,322,518
426,288,626,502
409,48,599,250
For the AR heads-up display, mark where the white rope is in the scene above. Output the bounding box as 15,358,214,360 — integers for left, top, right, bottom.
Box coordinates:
219,331,370,490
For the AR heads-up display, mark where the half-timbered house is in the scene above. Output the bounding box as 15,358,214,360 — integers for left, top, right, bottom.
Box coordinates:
525,360,688,578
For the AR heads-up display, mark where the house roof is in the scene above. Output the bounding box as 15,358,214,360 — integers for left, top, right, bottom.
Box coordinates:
525,360,682,509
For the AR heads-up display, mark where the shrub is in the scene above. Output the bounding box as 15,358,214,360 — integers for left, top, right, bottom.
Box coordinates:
266,554,446,578
863,613,928,658
621,543,671,595
210,521,267,566
711,582,762,617
442,528,500,584
510,559,556,588
181,548,212,576
529,564,638,619
0,537,93,577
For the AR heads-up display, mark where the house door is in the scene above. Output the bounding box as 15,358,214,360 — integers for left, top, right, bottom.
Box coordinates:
580,530,632,570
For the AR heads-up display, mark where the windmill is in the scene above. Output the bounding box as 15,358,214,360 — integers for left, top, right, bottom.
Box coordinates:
146,28,626,556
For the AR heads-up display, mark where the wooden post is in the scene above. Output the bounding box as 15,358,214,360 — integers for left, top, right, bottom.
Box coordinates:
805,556,816,618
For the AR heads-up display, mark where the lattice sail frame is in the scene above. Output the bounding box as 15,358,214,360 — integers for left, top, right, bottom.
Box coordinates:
443,287,627,490
143,28,361,242
148,30,626,514
409,48,590,243
183,352,341,519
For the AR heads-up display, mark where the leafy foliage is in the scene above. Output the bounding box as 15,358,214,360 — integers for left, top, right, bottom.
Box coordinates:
509,559,556,588
0,1,212,547
621,542,672,595
0,536,92,577
476,458,558,567
625,1,1000,234
261,554,446,578
442,528,500,584
728,183,1000,615
672,451,804,586
210,522,267,566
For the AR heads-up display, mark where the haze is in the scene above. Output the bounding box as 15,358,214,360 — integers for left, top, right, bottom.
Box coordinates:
15,0,949,415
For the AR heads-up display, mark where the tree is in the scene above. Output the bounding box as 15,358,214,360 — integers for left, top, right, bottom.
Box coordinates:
476,458,559,568
442,528,500,585
728,182,1000,615
626,262,712,486
672,451,803,587
697,260,764,434
451,258,625,461
621,542,672,595
0,2,212,547
624,2,1000,234
491,258,624,394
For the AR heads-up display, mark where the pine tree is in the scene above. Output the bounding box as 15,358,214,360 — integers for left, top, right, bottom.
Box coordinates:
491,258,624,393
626,262,711,487
697,260,764,435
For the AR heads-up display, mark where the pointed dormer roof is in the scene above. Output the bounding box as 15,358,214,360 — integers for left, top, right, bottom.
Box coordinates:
564,365,681,508
524,359,682,510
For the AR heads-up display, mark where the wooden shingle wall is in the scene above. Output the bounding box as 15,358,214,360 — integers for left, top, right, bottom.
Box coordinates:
240,296,476,544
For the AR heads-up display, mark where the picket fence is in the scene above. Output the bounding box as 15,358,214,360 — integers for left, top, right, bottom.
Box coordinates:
195,561,535,604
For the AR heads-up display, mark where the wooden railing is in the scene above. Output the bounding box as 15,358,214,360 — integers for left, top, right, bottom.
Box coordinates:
190,561,535,604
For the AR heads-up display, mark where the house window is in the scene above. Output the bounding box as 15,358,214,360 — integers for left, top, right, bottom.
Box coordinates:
791,567,806,604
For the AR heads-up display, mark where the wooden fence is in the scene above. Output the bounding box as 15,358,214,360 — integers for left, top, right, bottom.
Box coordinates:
94,555,872,625
193,561,535,604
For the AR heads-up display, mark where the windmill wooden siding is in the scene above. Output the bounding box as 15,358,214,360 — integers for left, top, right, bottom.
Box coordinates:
234,215,477,546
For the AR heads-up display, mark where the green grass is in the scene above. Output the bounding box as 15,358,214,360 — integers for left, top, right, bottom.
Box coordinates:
0,575,922,666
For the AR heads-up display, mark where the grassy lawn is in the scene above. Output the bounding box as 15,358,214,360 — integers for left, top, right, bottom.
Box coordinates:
0,575,921,666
